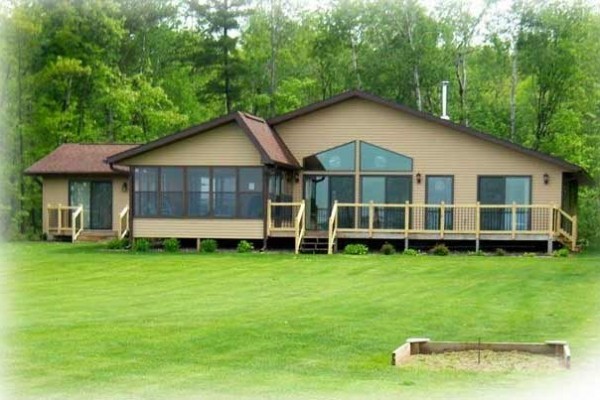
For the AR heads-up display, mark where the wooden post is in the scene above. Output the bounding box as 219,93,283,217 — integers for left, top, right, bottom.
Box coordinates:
549,204,555,237
475,201,480,252
368,201,374,237
404,201,409,236
57,203,62,232
302,199,306,231
440,201,445,239
572,215,578,251
196,238,201,252
511,201,517,239
267,199,272,235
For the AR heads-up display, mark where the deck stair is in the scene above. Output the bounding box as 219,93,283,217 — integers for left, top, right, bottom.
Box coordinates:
299,231,331,254
76,230,118,242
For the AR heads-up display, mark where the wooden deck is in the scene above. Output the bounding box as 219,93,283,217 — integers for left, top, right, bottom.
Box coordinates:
267,200,578,254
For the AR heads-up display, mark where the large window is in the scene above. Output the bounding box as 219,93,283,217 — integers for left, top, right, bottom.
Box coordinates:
478,176,531,230
360,176,412,229
134,166,264,219
426,176,454,230
303,142,355,171
360,142,412,172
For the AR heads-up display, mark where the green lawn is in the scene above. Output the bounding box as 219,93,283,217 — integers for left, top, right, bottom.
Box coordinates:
3,242,600,399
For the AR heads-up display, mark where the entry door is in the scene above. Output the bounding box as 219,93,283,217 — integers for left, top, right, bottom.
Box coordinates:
426,176,454,230
70,181,113,230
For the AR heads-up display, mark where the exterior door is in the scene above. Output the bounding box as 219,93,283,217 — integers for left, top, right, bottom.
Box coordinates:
426,176,454,230
304,175,354,230
70,180,113,230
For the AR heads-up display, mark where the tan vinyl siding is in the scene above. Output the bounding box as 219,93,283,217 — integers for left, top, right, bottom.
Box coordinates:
133,219,263,239
121,122,262,166
275,98,564,206
112,177,130,231
42,177,68,234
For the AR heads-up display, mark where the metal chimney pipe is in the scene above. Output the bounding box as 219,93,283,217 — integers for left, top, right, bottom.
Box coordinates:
441,81,450,120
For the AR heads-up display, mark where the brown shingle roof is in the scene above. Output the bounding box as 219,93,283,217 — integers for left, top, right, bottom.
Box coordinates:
25,144,139,175
107,112,299,168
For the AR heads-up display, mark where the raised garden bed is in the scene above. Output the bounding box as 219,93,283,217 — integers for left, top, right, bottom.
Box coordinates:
392,338,571,370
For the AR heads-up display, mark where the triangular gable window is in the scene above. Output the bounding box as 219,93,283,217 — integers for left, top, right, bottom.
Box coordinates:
360,142,412,172
303,142,356,171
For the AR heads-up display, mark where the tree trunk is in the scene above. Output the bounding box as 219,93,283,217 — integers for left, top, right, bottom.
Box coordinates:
268,0,278,115
224,0,232,113
17,36,25,234
510,46,517,141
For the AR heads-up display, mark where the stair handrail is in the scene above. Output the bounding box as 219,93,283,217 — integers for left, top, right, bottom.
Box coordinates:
294,200,306,254
71,205,84,242
327,201,339,255
119,205,130,239
557,208,577,250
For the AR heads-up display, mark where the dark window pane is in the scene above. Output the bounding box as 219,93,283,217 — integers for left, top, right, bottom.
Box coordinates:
239,193,263,218
213,168,236,192
240,168,263,192
134,167,158,216
360,142,412,171
214,192,236,217
303,142,355,171
161,167,184,216
187,167,210,216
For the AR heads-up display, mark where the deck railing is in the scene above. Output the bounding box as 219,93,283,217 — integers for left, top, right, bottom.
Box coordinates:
118,205,130,239
48,204,84,241
294,200,306,254
268,201,578,252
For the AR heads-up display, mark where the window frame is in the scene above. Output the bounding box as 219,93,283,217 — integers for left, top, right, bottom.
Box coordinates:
359,141,413,172
132,166,266,220
477,175,532,204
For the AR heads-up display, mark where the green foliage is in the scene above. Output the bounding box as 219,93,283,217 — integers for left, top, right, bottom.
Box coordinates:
430,244,450,256
380,242,396,255
106,238,128,250
495,248,507,257
553,248,570,258
162,238,180,253
522,252,537,257
402,248,419,256
200,239,218,253
237,240,254,253
133,238,151,252
343,243,369,255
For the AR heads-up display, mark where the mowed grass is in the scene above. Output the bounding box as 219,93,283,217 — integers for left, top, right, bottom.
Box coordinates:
3,242,600,399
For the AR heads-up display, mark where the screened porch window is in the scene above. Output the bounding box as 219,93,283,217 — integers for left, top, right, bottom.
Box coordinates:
161,167,184,217
134,167,158,217
187,167,210,217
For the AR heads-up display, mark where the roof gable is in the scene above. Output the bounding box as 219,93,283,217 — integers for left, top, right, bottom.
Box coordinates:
268,90,587,176
107,112,299,168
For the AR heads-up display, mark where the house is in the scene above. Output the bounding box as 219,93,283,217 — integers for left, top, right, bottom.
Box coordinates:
26,90,590,253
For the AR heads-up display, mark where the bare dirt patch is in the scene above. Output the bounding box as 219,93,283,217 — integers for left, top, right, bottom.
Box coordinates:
401,350,564,372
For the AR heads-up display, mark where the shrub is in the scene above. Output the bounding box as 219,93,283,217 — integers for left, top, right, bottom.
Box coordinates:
200,239,218,253
430,243,450,256
553,248,570,258
237,240,254,253
133,238,151,252
344,243,369,255
495,248,507,256
523,252,537,257
403,248,419,256
107,238,128,250
380,242,396,255
163,238,180,252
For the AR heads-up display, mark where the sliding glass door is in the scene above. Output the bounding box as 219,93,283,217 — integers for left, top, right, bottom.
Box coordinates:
361,176,411,229
478,176,531,230
304,175,354,230
69,180,113,230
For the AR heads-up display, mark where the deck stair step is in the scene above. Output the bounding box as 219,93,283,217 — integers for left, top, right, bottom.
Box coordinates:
300,236,330,254
76,230,118,242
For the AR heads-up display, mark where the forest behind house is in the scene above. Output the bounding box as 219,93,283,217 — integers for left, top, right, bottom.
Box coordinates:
1,0,599,244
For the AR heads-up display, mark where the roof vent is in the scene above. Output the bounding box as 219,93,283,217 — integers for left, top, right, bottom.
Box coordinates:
441,81,450,120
